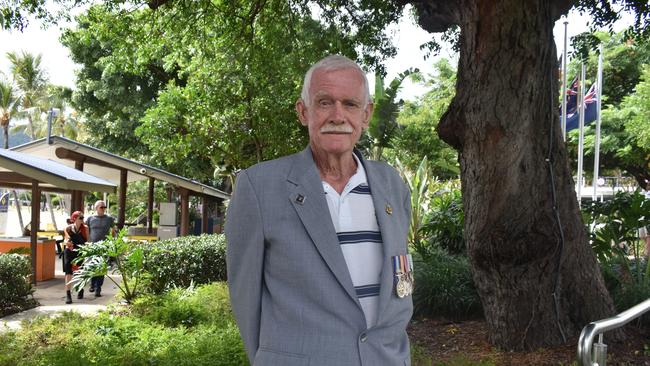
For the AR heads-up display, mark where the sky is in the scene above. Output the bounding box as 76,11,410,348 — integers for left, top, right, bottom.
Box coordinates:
0,5,631,101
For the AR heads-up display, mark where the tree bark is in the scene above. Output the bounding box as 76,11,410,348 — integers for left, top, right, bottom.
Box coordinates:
408,0,617,350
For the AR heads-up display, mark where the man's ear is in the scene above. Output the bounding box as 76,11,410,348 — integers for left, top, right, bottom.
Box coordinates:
362,102,374,129
296,99,309,126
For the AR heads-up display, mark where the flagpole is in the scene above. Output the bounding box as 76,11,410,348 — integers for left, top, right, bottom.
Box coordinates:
577,63,586,206
592,45,603,201
561,19,569,141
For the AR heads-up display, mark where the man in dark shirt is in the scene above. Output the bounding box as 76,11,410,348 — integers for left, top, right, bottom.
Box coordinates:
85,200,116,297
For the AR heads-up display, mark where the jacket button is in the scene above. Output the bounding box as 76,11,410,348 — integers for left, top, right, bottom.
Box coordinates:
359,333,368,342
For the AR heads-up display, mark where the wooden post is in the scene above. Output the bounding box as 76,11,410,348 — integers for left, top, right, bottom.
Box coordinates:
201,196,209,234
118,169,127,229
147,177,154,234
73,160,85,215
179,188,189,236
30,181,40,285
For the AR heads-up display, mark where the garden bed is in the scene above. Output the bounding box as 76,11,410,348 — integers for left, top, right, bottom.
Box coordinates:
408,318,650,365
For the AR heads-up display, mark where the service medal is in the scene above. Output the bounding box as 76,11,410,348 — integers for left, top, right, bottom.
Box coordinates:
396,276,408,298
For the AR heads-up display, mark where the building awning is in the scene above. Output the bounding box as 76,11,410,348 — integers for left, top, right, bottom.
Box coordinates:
12,136,228,199
0,149,116,193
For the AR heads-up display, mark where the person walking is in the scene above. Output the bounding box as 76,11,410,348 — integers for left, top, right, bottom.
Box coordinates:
63,211,88,304
85,200,116,297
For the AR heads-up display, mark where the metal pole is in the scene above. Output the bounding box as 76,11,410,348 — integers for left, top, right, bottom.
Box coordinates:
561,20,569,141
46,109,53,145
593,45,603,202
577,64,586,206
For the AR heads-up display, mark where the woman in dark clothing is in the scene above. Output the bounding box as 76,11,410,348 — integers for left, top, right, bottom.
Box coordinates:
64,211,88,304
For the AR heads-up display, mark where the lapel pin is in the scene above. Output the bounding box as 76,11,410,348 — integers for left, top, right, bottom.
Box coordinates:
296,194,306,204
385,204,392,215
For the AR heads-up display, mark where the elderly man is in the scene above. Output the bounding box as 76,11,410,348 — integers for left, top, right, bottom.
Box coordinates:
85,200,116,297
226,55,413,366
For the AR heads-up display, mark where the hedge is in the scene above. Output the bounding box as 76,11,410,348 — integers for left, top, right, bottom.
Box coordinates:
0,253,36,317
141,234,227,294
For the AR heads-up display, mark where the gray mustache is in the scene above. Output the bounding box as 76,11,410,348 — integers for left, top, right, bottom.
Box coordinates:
320,124,353,133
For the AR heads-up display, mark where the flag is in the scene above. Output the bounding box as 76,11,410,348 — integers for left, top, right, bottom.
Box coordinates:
566,83,598,132
561,75,579,118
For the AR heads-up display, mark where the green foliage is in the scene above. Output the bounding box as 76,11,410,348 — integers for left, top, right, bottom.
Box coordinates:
367,68,417,160
410,342,433,365
72,228,145,303
56,1,404,178
0,283,248,366
434,355,496,366
582,191,650,318
420,180,465,256
582,191,650,262
388,59,459,179
140,234,227,294
566,32,650,188
412,250,482,320
7,246,30,255
397,156,432,247
0,253,36,316
131,282,234,329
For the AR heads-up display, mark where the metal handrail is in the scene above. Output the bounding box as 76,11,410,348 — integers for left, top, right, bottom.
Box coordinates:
577,298,650,365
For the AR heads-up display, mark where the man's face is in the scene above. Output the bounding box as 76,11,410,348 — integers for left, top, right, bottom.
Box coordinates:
296,68,373,158
96,203,106,216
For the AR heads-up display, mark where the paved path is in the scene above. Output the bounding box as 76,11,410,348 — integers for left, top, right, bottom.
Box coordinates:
0,255,122,332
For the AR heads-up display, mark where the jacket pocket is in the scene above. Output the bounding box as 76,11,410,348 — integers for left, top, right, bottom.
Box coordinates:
254,348,309,366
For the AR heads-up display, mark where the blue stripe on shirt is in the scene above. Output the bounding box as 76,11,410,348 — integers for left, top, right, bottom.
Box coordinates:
337,231,382,244
350,184,371,195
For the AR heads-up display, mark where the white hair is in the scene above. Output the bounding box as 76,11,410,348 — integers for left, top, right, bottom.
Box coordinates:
300,55,370,107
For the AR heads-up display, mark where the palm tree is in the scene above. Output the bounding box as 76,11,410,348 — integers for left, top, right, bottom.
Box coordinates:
6,51,48,140
6,51,54,232
368,68,417,161
39,85,82,140
0,77,20,149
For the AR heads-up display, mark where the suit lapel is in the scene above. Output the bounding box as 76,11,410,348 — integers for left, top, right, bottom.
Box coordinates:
361,154,402,324
287,147,360,305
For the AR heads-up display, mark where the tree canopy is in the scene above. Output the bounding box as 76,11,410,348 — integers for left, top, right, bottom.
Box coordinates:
55,1,405,183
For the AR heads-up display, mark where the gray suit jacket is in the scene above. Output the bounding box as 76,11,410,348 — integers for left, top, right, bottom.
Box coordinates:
226,147,412,366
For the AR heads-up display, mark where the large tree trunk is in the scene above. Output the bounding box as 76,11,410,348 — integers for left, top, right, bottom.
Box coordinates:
407,0,617,350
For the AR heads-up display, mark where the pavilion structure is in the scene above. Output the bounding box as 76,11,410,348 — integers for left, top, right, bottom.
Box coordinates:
12,136,229,237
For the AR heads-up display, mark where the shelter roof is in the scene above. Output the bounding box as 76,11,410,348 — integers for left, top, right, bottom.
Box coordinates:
0,149,116,193
12,136,229,199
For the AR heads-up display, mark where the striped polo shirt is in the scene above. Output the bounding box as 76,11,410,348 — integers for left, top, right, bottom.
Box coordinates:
322,155,383,328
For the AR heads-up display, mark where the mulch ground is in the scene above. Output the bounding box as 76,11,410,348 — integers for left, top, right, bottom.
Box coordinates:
408,318,650,365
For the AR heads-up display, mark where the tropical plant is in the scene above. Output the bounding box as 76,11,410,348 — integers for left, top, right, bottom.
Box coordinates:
39,85,82,140
367,68,417,161
388,58,459,179
396,156,432,249
420,180,464,256
6,50,47,139
0,77,20,148
411,249,481,320
71,228,144,303
582,191,650,319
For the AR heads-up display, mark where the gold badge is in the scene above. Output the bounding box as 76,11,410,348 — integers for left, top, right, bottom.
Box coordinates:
385,204,392,215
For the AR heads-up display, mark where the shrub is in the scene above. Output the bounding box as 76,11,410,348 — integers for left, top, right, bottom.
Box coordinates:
72,228,145,303
583,190,650,324
7,247,30,255
412,249,482,320
420,182,464,256
0,283,248,366
0,253,36,317
131,282,235,329
141,234,227,294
